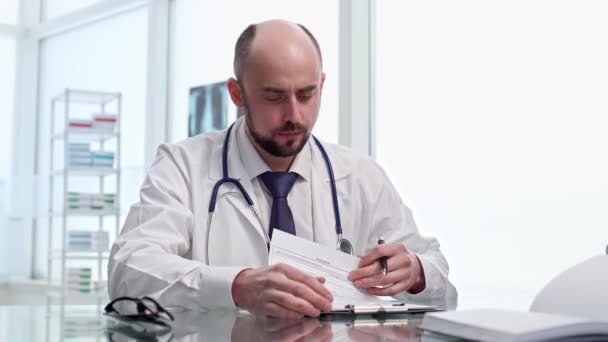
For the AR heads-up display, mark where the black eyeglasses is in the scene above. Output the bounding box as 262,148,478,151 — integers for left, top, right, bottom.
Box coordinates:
104,296,175,322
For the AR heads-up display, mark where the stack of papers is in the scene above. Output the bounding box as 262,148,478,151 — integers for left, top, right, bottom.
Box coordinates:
421,309,608,342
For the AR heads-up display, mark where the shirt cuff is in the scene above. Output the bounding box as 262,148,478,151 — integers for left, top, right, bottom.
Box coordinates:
200,266,246,309
401,254,443,300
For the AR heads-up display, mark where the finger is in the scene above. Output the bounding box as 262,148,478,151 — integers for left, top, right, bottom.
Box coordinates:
265,266,332,313
294,273,333,301
349,252,410,282
261,302,304,320
348,261,382,282
277,279,332,313
267,289,322,317
366,281,408,296
278,264,333,301
354,268,408,289
358,243,406,267
274,264,332,300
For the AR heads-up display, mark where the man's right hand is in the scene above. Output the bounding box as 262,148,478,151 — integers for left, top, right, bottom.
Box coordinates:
231,263,333,318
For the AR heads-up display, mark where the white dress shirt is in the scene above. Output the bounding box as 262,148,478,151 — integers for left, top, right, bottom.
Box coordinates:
236,121,315,241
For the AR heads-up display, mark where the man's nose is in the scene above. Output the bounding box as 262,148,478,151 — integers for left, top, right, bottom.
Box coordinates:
283,95,302,123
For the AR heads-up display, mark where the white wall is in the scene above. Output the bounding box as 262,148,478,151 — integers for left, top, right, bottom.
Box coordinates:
376,0,608,310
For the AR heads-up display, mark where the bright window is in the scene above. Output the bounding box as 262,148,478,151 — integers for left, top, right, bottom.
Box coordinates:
0,36,16,278
42,0,102,20
0,37,16,181
169,0,339,143
376,1,608,310
0,0,18,24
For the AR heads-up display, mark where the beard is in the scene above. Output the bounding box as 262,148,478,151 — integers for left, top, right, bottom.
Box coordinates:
243,102,310,157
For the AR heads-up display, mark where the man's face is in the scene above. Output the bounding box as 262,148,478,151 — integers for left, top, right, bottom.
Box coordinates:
238,49,325,157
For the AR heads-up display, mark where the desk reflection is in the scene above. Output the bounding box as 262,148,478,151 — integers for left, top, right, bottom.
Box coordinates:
345,319,421,341
231,316,333,342
0,290,456,341
162,289,457,341
146,310,426,342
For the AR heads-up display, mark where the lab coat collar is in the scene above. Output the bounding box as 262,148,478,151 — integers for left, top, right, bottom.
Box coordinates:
208,117,247,182
208,117,350,183
206,117,353,248
236,119,312,183
207,118,266,245
235,119,270,181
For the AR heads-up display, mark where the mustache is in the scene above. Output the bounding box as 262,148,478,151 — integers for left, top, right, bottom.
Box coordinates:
273,122,307,134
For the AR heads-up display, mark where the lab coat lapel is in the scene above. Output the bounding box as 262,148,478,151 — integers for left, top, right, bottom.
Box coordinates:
207,122,268,249
310,138,351,249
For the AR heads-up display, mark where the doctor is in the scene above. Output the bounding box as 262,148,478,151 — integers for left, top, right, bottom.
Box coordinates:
108,20,455,319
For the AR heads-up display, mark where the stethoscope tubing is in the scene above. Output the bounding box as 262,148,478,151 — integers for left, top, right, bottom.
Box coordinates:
205,122,349,263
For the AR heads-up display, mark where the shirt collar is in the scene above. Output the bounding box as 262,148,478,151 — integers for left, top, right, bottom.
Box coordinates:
236,118,312,182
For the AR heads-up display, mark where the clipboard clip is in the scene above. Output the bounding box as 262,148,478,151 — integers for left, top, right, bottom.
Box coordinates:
345,302,407,315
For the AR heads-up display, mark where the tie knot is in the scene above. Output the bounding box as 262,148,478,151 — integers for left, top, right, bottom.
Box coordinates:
260,172,298,199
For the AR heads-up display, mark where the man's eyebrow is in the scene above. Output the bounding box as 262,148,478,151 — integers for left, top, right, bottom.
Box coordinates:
297,85,317,93
260,85,317,94
262,87,286,94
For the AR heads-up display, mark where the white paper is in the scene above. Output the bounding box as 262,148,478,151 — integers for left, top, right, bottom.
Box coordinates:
269,230,397,311
530,254,608,321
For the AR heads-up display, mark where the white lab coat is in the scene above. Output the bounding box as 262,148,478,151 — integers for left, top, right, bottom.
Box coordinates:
108,117,456,310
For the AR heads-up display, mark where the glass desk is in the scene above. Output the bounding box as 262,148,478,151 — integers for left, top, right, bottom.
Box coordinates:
0,295,457,341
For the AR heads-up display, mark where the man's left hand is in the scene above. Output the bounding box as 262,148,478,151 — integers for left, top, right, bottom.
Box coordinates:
347,243,426,296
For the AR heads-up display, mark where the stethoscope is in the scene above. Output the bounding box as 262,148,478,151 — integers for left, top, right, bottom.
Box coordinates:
205,122,354,263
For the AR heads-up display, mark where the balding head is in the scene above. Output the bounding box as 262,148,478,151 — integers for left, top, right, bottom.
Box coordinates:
233,20,323,81
226,20,326,164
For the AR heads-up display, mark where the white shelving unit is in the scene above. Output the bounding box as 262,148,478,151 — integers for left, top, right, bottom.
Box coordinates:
47,89,121,301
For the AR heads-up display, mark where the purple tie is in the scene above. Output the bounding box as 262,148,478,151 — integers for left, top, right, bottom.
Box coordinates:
259,171,298,239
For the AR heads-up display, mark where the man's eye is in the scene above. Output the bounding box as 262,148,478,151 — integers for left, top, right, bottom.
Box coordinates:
297,92,314,101
265,95,282,102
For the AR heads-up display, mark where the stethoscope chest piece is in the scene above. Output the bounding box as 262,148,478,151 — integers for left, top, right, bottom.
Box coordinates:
337,234,354,255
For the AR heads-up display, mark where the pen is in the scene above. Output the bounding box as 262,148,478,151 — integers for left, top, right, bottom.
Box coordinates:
378,237,388,276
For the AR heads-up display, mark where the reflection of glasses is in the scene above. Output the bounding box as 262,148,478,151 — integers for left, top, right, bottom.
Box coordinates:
104,296,175,321
105,318,174,342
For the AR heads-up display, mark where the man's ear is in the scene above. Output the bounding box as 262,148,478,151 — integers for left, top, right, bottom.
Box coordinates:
319,72,326,95
227,77,244,106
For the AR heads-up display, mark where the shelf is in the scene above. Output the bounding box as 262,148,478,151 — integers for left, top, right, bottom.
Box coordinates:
47,290,108,300
50,209,119,217
47,89,120,315
49,250,110,260
52,128,118,142
53,89,119,105
53,167,118,176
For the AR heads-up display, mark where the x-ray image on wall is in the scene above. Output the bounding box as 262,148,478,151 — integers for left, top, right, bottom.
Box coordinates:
188,81,229,137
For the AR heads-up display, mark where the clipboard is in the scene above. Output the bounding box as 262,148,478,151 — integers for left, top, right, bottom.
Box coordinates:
324,302,439,315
